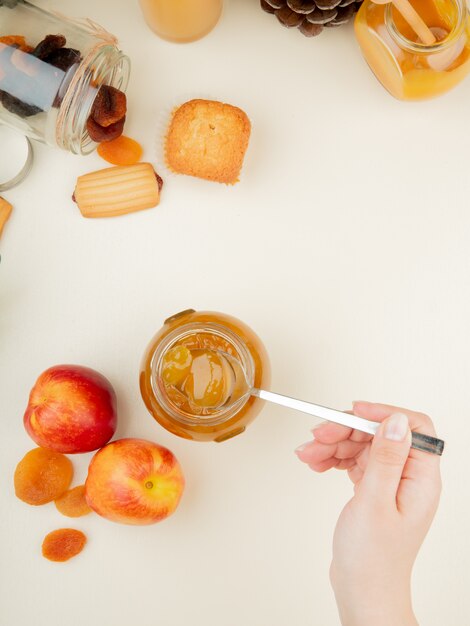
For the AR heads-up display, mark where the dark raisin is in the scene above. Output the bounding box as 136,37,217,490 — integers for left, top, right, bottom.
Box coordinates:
86,115,126,143
155,172,164,192
90,86,127,128
0,90,42,117
45,47,81,71
32,34,66,60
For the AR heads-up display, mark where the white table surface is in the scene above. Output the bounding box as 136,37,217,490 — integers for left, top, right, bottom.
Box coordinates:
1,1,469,624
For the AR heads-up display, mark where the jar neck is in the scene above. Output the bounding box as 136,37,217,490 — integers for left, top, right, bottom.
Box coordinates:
56,44,129,155
151,322,255,427
385,0,466,54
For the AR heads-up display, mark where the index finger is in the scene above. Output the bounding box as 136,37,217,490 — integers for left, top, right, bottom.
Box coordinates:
313,411,373,445
353,401,437,436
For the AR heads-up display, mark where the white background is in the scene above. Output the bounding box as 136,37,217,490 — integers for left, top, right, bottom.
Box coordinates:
1,0,470,624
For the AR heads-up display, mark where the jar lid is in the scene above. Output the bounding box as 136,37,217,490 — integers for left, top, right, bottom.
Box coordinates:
0,126,33,191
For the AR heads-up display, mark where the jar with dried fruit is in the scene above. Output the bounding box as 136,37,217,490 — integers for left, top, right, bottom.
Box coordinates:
0,0,129,154
140,310,271,442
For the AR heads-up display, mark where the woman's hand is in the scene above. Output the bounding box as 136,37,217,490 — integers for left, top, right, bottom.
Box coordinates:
296,401,442,626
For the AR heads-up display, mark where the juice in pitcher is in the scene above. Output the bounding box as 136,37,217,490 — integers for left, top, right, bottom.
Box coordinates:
138,0,223,43
355,0,470,99
140,310,270,442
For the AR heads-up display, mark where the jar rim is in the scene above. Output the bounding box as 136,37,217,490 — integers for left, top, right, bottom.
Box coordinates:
385,0,466,53
150,322,255,427
56,45,130,155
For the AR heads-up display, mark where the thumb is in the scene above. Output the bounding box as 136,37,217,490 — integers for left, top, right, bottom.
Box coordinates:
360,412,412,508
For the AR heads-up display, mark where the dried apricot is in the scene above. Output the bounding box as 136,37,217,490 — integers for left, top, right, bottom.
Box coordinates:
97,135,143,166
42,529,86,562
0,35,27,49
0,197,13,239
91,85,127,127
55,485,91,518
14,447,73,505
87,115,126,143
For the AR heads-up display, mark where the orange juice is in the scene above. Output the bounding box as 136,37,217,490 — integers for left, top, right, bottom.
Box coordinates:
140,310,270,442
138,0,223,43
355,0,470,99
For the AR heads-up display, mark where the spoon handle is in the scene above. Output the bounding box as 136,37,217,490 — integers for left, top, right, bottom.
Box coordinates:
392,0,436,46
253,389,445,456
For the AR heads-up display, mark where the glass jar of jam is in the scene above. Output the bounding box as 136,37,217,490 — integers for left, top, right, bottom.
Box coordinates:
355,0,470,100
138,0,223,43
0,0,129,154
140,310,271,442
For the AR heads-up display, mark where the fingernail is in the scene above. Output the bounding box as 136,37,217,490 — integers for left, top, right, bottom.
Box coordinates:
384,413,409,441
295,442,310,454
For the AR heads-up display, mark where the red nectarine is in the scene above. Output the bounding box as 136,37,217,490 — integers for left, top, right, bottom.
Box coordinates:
23,365,117,454
85,438,184,525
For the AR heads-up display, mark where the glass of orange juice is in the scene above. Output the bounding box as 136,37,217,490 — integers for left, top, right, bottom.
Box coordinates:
138,0,224,43
355,0,470,99
140,309,270,442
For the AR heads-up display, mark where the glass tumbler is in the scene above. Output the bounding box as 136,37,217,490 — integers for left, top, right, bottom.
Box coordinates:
138,0,223,43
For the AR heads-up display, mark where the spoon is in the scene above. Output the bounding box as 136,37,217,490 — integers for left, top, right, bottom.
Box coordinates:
219,352,445,456
372,0,437,46
252,388,444,456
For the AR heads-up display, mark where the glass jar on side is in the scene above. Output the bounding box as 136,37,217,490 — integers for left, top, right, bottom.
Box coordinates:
138,0,223,43
0,0,129,154
355,0,470,100
140,310,271,442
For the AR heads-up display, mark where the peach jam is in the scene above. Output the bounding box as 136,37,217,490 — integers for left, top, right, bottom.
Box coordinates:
140,310,270,442
355,0,470,100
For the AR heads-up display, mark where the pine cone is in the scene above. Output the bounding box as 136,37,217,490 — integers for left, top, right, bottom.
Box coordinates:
260,0,362,36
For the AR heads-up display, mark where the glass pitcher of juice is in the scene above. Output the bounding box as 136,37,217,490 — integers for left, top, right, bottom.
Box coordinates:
138,0,223,43
355,0,470,100
140,310,270,442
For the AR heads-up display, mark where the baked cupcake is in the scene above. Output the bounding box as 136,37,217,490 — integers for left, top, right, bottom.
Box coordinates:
165,99,251,184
